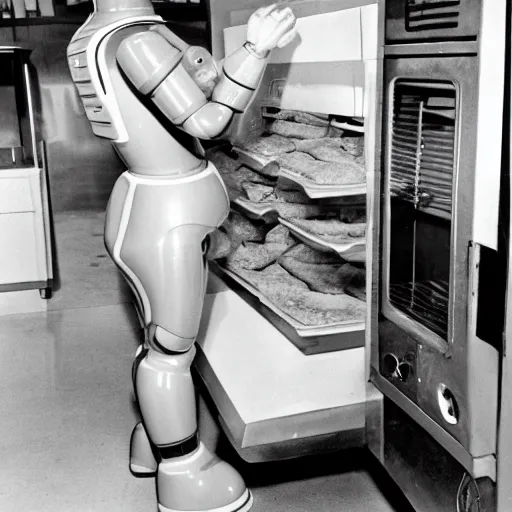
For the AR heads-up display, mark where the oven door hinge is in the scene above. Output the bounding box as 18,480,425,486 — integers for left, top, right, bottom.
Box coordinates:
467,240,474,278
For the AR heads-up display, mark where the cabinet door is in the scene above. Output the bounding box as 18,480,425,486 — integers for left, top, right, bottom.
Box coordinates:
0,213,40,285
0,169,47,286
207,0,378,143
207,0,377,61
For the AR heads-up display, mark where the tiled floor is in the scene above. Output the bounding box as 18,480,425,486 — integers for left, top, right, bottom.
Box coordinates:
0,211,412,512
48,211,132,311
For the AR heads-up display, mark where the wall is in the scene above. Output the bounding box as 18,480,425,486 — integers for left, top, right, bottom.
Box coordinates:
1,24,124,212
0,21,207,212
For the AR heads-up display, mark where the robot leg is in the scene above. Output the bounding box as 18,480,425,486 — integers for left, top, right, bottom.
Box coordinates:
129,345,157,475
142,227,250,512
130,421,157,474
116,221,250,512
135,343,252,512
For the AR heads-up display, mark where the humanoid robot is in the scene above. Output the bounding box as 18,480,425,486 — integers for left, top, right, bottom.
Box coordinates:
67,1,296,511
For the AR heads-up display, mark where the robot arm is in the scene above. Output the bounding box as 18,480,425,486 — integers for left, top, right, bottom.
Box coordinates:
116,4,296,140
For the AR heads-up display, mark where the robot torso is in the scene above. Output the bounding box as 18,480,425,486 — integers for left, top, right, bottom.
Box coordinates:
67,12,205,176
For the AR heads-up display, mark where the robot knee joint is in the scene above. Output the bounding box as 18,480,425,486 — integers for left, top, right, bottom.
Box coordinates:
150,324,195,353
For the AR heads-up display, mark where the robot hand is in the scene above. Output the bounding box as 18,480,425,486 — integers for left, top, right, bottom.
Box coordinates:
246,4,297,58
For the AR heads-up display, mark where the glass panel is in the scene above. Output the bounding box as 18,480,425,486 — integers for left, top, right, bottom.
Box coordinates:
0,52,33,168
387,80,456,341
0,54,21,150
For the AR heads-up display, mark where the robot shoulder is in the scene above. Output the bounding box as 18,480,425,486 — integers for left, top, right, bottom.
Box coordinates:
117,28,185,96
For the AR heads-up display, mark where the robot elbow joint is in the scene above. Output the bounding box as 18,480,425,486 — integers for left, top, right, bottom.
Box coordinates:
180,103,232,140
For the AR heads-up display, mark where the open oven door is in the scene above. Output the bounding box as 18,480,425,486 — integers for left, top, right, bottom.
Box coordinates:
195,0,384,463
366,0,508,510
497,4,512,510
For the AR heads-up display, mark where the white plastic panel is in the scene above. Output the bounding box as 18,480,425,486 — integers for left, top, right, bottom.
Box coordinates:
272,61,365,117
197,286,366,426
224,8,363,64
472,0,507,250
0,167,50,286
498,30,512,502
0,176,35,214
0,213,40,284
361,3,378,61
223,5,378,119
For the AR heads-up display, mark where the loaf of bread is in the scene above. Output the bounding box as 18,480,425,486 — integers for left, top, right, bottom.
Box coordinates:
303,145,348,164
242,182,277,203
222,166,274,200
241,181,312,205
279,244,366,296
264,224,296,245
277,152,365,186
292,136,364,163
281,244,341,265
239,134,295,156
273,110,330,127
235,263,366,326
280,258,363,295
222,211,267,246
226,243,281,270
206,147,240,175
226,225,296,270
339,208,367,224
340,136,365,157
274,188,312,204
273,202,327,219
269,120,330,139
293,137,342,150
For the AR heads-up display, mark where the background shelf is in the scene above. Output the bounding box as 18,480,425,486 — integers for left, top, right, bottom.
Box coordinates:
0,0,206,27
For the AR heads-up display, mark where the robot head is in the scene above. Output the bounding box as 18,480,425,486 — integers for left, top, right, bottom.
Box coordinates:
182,46,219,99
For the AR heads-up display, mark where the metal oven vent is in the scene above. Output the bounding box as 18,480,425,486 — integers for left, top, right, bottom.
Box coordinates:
390,80,456,220
406,0,461,32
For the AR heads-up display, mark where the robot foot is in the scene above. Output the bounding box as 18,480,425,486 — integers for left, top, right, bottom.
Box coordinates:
130,422,157,475
157,442,253,512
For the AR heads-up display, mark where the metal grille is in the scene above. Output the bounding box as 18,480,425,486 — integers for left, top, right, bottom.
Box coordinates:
406,0,461,32
387,80,456,341
390,81,456,220
389,280,449,339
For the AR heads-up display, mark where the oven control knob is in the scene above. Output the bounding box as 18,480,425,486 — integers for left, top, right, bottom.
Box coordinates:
382,353,399,377
397,362,413,383
438,384,460,425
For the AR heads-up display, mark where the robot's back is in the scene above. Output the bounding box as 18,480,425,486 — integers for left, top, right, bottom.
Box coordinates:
67,13,205,176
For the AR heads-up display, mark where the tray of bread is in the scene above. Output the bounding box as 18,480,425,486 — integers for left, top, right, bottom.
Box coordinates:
215,219,366,338
204,108,368,352
232,109,366,199
206,146,361,223
206,145,332,223
279,213,366,264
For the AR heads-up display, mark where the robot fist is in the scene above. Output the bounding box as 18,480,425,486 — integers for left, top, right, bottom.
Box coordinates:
246,4,297,58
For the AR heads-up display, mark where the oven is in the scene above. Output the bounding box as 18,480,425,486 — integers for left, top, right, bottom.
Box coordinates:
368,0,508,510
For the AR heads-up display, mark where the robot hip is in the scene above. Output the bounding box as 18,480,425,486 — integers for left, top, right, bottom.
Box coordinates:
105,162,230,254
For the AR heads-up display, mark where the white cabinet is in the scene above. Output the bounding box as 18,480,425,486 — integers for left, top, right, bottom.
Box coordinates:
0,47,54,300
0,166,53,295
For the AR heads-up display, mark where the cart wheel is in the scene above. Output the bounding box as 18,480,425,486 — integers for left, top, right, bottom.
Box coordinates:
40,287,52,299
